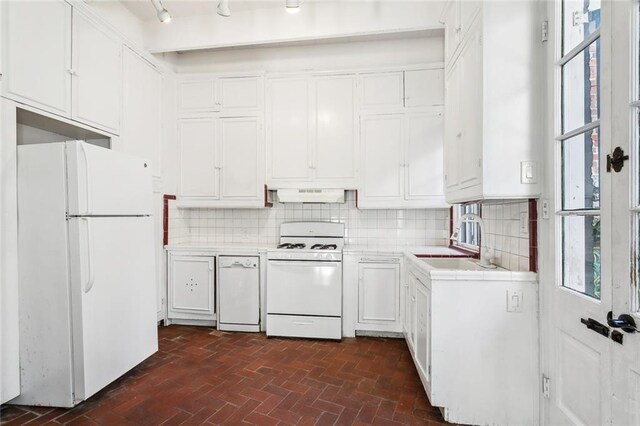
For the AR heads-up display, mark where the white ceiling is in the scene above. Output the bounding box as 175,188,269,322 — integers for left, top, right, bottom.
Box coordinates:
121,0,316,22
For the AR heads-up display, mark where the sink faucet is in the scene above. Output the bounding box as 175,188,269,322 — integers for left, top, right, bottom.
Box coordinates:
450,213,496,269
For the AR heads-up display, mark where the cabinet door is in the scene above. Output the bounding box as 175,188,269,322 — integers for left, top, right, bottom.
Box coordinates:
458,28,483,190
405,112,445,201
267,78,312,182
179,119,218,198
443,0,461,65
360,72,404,110
415,279,431,384
122,48,162,178
404,69,444,108
219,117,263,201
358,262,400,326
1,0,71,116
314,75,357,184
72,10,122,134
444,60,461,192
402,276,412,341
408,272,417,349
169,255,215,319
179,79,217,114
360,115,404,203
217,76,262,114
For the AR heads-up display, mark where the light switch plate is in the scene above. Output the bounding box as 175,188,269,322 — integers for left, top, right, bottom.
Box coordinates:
520,161,538,184
507,289,524,312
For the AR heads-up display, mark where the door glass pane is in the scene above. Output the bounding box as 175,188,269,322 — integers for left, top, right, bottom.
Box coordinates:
562,0,601,55
562,39,601,133
562,215,601,299
561,128,600,210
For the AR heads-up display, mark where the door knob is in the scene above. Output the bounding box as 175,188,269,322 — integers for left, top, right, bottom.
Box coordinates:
607,311,638,333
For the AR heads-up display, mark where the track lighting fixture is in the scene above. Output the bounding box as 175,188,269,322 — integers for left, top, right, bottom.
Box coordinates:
286,0,300,14
217,0,231,17
151,0,171,23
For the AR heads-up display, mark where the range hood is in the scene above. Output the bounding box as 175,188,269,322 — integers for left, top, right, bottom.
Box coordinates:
276,189,345,204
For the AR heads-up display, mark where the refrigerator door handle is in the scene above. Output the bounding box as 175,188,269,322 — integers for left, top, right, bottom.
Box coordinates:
82,218,96,293
79,142,93,215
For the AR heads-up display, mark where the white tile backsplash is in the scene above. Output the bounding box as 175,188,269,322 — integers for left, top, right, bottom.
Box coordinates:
482,200,531,272
168,191,450,248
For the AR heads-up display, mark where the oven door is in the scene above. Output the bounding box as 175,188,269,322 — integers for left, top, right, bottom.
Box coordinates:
267,260,342,317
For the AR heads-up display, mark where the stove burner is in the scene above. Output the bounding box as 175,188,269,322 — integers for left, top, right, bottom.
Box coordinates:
277,243,306,249
310,244,338,250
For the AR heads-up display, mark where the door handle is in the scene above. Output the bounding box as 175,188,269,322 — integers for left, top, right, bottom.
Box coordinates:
607,311,638,333
82,218,95,293
606,147,629,172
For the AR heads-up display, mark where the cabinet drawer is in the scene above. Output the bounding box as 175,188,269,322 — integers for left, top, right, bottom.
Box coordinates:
266,314,341,340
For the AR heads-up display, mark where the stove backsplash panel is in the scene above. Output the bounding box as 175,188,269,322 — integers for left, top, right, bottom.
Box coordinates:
167,191,450,248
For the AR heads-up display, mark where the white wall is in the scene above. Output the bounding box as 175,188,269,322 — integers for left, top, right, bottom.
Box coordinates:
174,34,444,74
85,0,147,48
144,1,446,53
1,101,20,404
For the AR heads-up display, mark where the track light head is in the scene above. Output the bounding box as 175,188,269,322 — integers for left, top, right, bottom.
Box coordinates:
217,0,231,17
151,0,171,23
286,0,300,14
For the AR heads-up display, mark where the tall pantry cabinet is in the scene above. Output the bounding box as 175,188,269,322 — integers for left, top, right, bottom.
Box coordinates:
442,0,543,203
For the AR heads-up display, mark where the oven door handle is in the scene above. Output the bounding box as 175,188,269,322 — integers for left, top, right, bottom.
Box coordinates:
268,260,340,268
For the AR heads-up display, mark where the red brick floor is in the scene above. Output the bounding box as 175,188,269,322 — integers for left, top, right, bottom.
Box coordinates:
1,326,448,425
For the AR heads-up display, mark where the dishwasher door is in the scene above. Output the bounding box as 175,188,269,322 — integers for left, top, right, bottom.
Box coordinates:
218,256,260,331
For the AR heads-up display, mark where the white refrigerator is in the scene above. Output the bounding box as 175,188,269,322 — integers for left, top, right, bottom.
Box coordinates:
12,141,158,407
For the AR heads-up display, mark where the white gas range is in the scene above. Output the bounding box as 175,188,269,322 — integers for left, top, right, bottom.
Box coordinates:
266,221,344,340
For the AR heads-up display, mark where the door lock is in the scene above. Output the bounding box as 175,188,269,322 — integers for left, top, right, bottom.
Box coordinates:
580,317,610,338
606,147,629,173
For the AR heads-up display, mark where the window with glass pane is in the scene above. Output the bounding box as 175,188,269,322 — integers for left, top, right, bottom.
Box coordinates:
559,0,601,299
459,203,480,248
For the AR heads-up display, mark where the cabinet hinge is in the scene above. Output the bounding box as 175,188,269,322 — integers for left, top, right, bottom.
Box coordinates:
428,365,431,376
542,375,550,399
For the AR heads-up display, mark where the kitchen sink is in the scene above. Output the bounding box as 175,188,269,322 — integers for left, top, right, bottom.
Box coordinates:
419,258,486,270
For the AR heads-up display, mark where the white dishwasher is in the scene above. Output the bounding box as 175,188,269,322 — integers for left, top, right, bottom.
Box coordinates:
217,256,260,332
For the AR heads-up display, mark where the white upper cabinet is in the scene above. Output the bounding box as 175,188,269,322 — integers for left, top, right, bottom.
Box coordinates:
314,75,358,184
217,77,263,114
71,10,122,134
1,0,72,116
404,69,444,108
442,1,542,203
360,72,404,111
405,112,445,201
179,119,218,199
179,79,217,114
359,112,446,209
122,48,162,178
443,0,481,66
178,75,263,116
218,117,263,202
360,114,404,203
267,78,312,183
267,75,358,188
178,117,265,208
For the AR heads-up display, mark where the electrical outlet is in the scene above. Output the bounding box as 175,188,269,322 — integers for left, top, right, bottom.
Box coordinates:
541,199,550,219
519,212,529,235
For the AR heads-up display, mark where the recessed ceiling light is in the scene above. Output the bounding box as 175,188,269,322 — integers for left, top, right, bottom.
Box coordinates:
217,0,231,17
286,0,300,14
151,0,171,23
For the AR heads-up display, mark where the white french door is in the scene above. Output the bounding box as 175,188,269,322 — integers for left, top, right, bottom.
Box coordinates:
610,0,640,424
547,1,640,425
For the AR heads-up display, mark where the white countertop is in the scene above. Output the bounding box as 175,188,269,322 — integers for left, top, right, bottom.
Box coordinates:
405,254,538,282
165,242,270,253
343,245,468,256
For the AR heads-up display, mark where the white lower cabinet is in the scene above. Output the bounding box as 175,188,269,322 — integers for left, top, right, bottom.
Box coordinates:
414,274,431,391
167,254,215,323
355,257,402,333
